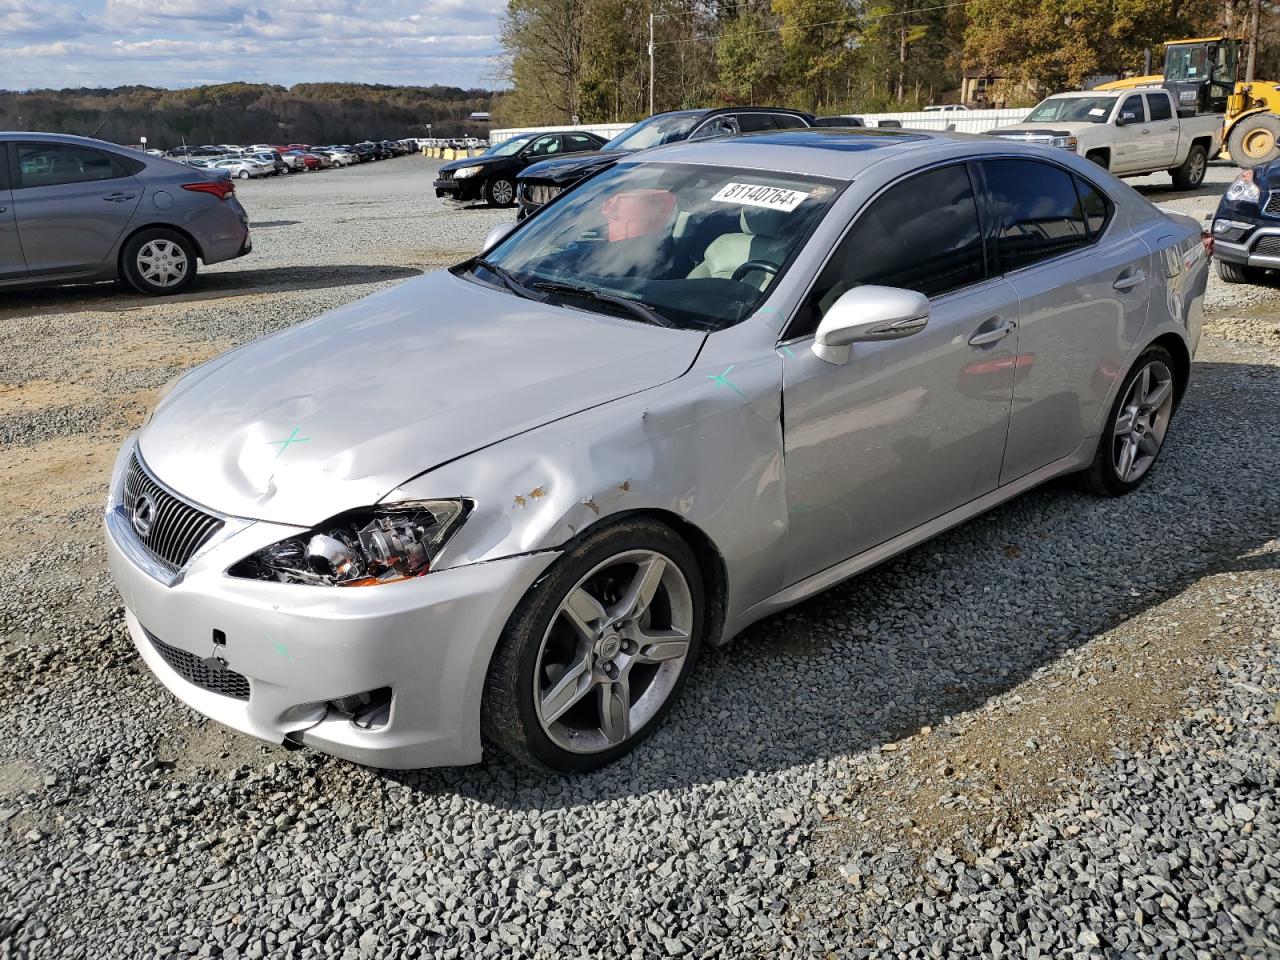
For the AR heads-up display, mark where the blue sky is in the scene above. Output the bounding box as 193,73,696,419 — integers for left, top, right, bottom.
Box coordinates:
0,0,506,90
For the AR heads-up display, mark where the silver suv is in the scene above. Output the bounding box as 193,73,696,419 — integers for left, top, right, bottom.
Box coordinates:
0,133,251,296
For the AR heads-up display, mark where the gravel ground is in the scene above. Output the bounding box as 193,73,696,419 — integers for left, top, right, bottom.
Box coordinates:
0,158,1277,959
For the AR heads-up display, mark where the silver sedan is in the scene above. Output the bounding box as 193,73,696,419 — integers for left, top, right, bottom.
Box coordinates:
104,129,1207,772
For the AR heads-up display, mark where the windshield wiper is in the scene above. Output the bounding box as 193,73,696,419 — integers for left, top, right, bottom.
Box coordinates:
472,258,545,302
532,280,674,328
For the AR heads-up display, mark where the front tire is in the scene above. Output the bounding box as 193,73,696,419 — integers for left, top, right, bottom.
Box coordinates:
1170,143,1208,189
485,177,516,208
483,518,705,772
1082,346,1177,497
1217,259,1268,284
120,228,197,296
1085,150,1109,169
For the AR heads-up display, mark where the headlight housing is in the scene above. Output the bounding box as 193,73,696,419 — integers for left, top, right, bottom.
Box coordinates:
453,165,484,179
228,499,470,586
1226,170,1261,205
1049,135,1078,152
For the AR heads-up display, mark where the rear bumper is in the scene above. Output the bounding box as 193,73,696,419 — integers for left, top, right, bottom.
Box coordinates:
190,201,250,265
105,488,556,769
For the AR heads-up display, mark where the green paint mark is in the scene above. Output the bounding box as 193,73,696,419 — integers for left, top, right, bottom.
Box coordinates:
270,637,292,661
792,504,815,513
706,364,748,401
267,427,311,459
776,346,795,359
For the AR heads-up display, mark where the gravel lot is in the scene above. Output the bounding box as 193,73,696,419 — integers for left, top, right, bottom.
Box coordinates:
0,157,1277,959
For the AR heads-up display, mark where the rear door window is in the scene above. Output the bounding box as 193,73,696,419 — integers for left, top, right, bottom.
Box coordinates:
770,114,809,129
734,113,776,133
564,134,599,152
1073,175,1114,240
16,143,121,188
983,159,1088,271
1146,93,1173,121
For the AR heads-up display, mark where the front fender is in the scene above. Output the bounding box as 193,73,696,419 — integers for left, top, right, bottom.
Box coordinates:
386,344,787,630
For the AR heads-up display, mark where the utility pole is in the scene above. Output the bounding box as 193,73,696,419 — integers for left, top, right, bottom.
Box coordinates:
649,12,656,117
1245,0,1260,82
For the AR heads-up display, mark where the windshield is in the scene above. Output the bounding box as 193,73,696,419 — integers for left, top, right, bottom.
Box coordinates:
603,113,703,152
1166,44,1209,82
1026,96,1116,123
482,135,536,158
473,162,840,331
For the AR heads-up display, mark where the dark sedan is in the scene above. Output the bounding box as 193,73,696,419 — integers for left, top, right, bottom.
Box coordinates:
1211,164,1280,284
514,107,813,218
433,130,608,208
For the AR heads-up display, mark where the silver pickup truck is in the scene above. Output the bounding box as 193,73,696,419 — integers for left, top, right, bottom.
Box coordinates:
989,88,1225,189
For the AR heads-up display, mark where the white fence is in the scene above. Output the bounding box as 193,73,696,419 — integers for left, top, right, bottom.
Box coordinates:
489,108,1030,144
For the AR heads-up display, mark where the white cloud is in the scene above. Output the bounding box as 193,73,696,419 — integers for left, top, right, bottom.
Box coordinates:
0,0,506,89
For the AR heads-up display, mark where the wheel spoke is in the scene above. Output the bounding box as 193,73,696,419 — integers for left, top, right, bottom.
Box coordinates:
1117,437,1137,478
611,556,666,623
562,587,606,641
1136,365,1150,399
597,679,630,744
539,653,593,724
1137,432,1160,456
1114,406,1137,437
1142,378,1172,412
634,626,691,663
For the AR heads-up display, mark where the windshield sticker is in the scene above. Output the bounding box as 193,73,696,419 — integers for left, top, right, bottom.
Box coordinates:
1088,107,1107,116
712,182,809,212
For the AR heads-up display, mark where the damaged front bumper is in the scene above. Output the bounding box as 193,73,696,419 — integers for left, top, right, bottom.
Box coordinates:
105,492,556,770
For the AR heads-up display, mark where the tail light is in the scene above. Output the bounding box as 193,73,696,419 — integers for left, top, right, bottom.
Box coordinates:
182,180,236,201
1201,228,1214,258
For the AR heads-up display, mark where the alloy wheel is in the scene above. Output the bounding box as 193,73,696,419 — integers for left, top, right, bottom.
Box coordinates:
534,550,693,753
136,239,189,289
1112,360,1174,483
1188,151,1205,183
491,179,515,205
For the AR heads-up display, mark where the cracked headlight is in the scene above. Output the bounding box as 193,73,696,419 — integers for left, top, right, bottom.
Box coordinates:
453,165,484,179
229,500,470,586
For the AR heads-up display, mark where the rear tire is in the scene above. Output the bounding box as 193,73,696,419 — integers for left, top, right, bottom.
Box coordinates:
482,518,705,772
1082,346,1178,497
120,228,198,296
1228,114,1280,169
1170,143,1208,189
237,170,249,180
1217,259,1267,284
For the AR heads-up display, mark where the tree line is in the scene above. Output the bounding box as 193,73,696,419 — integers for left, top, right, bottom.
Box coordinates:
495,0,1278,124
0,83,497,148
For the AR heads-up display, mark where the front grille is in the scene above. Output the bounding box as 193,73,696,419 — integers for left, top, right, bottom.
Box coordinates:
145,628,250,701
438,169,454,181
1253,234,1280,256
523,182,562,206
119,452,223,575
1264,192,1280,215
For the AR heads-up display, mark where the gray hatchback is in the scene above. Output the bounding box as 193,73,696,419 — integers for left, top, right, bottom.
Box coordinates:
0,132,251,296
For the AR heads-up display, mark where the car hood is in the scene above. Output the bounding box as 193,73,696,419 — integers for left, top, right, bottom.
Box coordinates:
439,155,508,173
521,151,626,183
988,121,1101,137
138,270,705,527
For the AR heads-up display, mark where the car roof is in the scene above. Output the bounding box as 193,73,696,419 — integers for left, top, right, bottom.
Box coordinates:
0,131,138,151
1043,90,1123,99
624,127,1075,181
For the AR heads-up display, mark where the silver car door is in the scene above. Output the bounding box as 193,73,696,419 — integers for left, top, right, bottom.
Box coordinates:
11,141,143,276
1144,92,1180,168
981,159,1152,484
779,161,1019,586
1112,94,1150,173
0,146,26,282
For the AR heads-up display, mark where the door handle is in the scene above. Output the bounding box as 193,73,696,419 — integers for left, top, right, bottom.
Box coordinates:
1113,269,1146,291
102,192,135,202
968,318,1017,346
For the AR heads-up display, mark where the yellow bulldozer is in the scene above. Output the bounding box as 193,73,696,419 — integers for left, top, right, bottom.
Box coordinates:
1097,36,1280,168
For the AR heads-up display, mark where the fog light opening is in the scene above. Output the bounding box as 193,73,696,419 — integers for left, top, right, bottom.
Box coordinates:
327,687,392,731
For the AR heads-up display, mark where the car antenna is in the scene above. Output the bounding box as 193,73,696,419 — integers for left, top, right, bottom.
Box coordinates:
88,118,108,139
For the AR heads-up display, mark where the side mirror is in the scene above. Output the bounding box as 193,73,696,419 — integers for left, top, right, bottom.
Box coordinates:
480,221,517,254
812,285,930,364
1117,111,1137,126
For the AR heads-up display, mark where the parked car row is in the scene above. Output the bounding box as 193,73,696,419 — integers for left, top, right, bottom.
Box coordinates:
163,141,415,181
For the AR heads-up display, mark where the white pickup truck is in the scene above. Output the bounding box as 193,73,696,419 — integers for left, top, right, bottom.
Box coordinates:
988,88,1224,189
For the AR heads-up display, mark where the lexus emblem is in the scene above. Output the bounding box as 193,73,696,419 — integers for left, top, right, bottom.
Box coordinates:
131,491,158,538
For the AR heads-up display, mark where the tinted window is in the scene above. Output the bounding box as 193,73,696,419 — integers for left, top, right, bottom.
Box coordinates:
528,136,561,157
16,143,120,188
794,163,985,337
984,159,1087,270
735,113,776,132
564,134,598,152
1120,95,1146,123
1146,93,1173,121
1074,175,1113,240
770,114,809,129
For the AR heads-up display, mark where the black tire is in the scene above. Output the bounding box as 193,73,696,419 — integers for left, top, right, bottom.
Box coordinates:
482,517,705,773
1082,345,1178,497
1170,143,1208,189
485,177,516,208
1216,259,1267,284
119,228,198,296
1227,114,1280,170
1085,150,1109,169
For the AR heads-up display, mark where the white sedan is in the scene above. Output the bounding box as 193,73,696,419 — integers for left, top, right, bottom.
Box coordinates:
213,158,273,180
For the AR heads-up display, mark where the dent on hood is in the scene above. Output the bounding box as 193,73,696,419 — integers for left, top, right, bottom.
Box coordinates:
387,348,788,621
